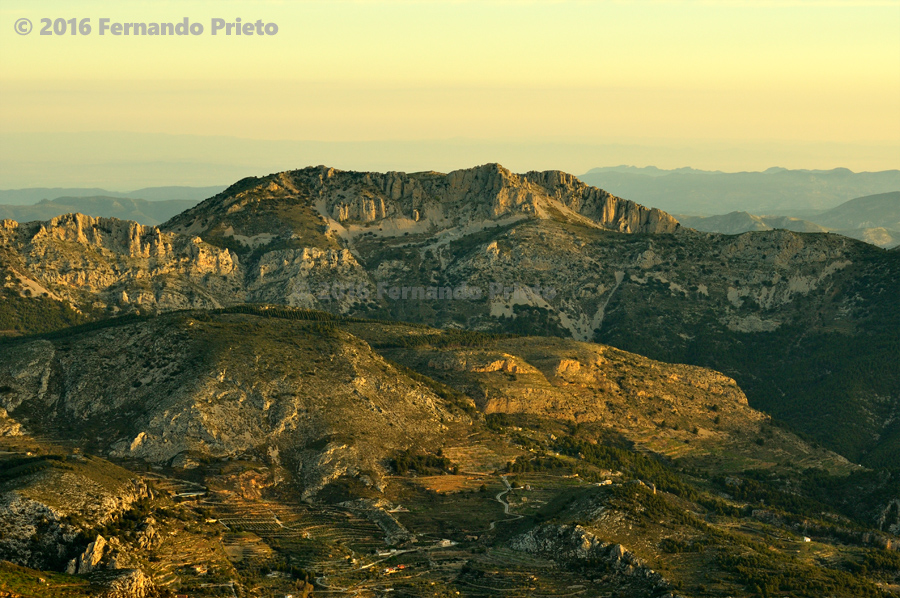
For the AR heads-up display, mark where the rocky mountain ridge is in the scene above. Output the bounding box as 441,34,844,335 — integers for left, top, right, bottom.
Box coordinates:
164,163,679,239
1,214,241,312
1,164,898,467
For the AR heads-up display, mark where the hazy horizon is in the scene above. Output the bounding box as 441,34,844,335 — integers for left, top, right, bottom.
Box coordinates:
2,151,900,194
2,0,898,189
1,131,898,190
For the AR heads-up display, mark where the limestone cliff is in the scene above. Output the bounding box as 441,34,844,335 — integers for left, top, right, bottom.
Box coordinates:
1,213,241,312
1,164,678,318
165,163,678,238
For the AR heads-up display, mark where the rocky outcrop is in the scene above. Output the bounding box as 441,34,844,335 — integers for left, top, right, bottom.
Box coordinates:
511,524,670,591
0,493,75,569
69,535,107,574
248,247,371,313
0,408,23,436
522,168,679,233
426,351,537,375
90,568,158,598
339,498,412,545
33,214,171,258
510,523,609,561
1,213,241,312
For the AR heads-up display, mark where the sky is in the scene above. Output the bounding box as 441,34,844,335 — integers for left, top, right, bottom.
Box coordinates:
0,0,898,188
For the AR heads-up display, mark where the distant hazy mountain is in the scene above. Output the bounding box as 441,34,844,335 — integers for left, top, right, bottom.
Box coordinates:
677,192,900,248
0,185,225,206
0,196,200,226
579,166,900,214
811,191,900,230
677,212,827,235
583,165,719,177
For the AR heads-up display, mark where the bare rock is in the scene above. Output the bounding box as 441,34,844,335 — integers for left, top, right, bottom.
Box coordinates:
90,568,157,598
76,535,107,574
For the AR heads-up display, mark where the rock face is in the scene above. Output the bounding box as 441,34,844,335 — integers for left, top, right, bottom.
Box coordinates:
1,213,241,312
73,535,107,574
250,246,371,313
511,523,611,561
166,163,679,238
90,568,158,598
511,524,646,572
521,168,678,233
0,407,23,436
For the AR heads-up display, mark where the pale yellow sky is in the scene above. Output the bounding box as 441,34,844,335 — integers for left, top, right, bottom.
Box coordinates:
0,0,898,184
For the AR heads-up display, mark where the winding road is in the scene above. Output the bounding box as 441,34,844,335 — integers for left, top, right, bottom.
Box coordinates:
489,475,524,530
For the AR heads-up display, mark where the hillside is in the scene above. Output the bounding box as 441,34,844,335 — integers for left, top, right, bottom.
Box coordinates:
1,308,897,597
0,309,844,498
0,163,897,469
676,192,900,248
0,311,472,501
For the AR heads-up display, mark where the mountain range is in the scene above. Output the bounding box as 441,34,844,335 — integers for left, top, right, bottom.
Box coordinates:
2,163,897,464
0,186,226,206
0,196,201,227
1,164,898,597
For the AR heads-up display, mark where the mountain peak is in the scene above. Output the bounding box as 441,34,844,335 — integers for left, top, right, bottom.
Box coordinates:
163,164,679,243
